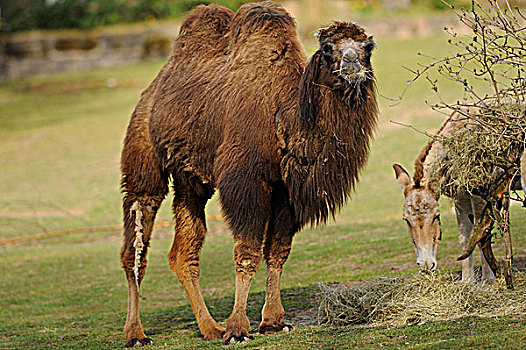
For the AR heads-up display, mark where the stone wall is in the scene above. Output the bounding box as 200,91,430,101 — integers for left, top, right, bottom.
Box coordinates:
0,22,179,81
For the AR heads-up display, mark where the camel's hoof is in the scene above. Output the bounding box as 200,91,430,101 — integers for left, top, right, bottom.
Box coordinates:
258,323,294,334
223,332,253,345
203,325,226,340
124,337,154,347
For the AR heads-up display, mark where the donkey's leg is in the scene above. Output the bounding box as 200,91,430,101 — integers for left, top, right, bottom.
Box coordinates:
167,193,225,340
455,197,475,283
471,196,496,282
121,194,164,347
259,184,297,334
218,177,272,344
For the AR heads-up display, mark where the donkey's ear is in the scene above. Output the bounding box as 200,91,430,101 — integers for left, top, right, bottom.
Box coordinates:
393,164,412,194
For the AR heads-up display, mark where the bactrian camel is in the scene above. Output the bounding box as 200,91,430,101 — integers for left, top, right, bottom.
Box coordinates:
120,1,378,346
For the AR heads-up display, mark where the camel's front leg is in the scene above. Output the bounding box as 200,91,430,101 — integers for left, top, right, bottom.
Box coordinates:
223,239,263,344
259,190,296,334
215,156,271,344
259,255,294,334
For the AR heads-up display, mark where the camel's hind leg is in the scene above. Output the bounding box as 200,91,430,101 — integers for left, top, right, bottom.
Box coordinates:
120,105,168,347
121,193,164,347
259,183,297,334
167,190,225,340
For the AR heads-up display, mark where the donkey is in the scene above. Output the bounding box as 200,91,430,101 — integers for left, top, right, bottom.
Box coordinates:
393,113,497,282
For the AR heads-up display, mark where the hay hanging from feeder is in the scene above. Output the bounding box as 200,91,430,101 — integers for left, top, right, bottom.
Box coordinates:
429,109,525,200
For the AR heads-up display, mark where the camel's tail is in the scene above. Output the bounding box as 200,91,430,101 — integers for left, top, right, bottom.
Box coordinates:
120,93,168,288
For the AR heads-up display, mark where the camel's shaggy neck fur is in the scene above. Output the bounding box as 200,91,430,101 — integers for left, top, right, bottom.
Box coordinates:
282,40,378,227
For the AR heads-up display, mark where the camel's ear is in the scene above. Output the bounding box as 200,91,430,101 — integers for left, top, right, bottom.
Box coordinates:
393,164,412,194
364,36,377,53
314,26,329,41
299,50,322,129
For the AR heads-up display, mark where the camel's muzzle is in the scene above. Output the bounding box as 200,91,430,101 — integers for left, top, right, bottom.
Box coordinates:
341,48,362,75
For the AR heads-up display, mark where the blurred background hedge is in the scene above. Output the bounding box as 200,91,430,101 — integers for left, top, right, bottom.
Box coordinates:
3,0,525,34
0,0,249,33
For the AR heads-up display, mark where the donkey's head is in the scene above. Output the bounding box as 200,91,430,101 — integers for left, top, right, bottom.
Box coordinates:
393,164,441,273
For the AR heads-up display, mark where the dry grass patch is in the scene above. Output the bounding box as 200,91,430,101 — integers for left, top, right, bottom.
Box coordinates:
317,271,526,327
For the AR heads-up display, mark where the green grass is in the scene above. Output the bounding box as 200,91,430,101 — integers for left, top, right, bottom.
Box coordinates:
1,35,525,349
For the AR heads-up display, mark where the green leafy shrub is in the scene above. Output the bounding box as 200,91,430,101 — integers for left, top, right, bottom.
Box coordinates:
0,0,250,33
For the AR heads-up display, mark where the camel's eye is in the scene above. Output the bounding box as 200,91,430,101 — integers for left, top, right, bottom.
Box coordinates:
322,43,334,54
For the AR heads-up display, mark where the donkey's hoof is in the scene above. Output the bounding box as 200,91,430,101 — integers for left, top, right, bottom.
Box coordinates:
223,332,253,345
258,323,294,334
124,337,154,347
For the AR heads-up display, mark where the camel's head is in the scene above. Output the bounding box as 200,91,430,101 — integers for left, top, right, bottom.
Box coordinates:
316,22,376,85
393,164,441,273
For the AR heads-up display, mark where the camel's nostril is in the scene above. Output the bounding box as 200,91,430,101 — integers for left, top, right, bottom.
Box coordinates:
341,61,362,74
344,48,358,62
431,262,437,271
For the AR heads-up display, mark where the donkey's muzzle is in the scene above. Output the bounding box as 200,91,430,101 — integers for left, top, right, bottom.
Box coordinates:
417,260,437,273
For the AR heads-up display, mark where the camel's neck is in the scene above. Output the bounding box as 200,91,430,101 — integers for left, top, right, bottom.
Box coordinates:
281,53,378,227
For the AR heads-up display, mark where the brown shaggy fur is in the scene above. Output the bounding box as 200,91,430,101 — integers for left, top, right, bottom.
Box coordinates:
120,1,378,346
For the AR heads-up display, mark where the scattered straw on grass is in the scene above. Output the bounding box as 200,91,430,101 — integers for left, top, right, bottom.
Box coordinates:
317,272,526,327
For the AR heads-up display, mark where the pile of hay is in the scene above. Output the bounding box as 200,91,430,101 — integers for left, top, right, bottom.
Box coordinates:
317,272,526,327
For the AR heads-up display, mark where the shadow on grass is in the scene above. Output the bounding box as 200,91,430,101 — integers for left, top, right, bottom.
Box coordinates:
144,285,319,337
